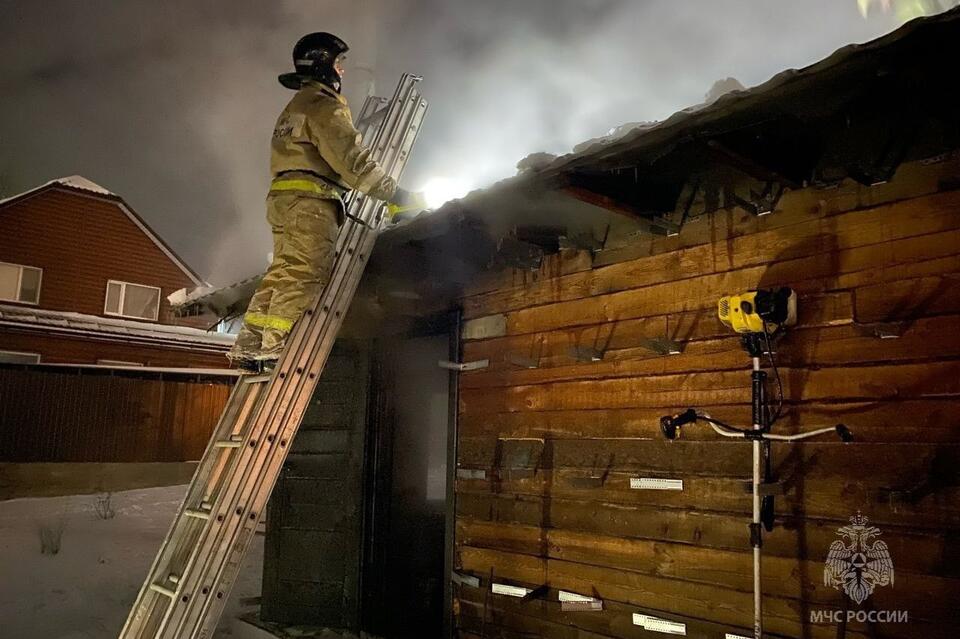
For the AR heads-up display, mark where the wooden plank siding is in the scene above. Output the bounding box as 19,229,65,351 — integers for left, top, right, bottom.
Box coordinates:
452,180,960,638
0,187,198,322
0,331,228,368
0,365,231,462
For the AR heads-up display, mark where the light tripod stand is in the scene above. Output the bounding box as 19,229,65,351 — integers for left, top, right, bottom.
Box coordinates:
660,288,853,638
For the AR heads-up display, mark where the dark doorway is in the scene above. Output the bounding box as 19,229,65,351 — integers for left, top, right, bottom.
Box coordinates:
362,330,453,638
261,340,371,629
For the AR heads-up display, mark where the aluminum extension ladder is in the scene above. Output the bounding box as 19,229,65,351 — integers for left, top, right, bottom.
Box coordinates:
118,74,428,639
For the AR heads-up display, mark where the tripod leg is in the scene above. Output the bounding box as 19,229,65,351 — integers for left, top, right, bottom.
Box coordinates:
750,355,765,638
752,436,763,639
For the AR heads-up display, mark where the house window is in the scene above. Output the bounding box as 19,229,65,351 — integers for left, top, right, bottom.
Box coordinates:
0,350,41,364
104,280,161,321
0,262,42,304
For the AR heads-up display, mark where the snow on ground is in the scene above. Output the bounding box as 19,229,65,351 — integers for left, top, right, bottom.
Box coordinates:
0,485,263,638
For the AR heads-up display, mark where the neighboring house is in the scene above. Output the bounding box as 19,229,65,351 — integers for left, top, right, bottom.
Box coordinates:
0,175,232,368
0,176,236,469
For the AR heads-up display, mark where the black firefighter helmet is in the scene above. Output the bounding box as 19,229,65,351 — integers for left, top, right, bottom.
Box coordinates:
278,32,349,92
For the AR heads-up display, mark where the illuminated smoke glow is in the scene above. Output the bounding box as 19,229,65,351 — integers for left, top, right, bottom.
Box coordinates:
1,0,926,283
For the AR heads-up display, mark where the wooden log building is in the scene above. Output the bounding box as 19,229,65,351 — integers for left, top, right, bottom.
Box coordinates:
180,9,960,639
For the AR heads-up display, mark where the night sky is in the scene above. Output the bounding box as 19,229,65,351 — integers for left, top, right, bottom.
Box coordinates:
1,1,904,284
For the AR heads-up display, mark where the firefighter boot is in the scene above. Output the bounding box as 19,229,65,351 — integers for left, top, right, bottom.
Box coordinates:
255,326,289,365
228,325,265,371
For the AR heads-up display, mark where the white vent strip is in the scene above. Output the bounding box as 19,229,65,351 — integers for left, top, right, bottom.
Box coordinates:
491,583,532,598
725,634,752,639
630,477,683,491
632,613,687,635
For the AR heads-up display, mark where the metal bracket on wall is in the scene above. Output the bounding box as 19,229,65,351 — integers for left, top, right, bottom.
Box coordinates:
652,216,681,237
506,335,544,369
729,180,785,216
639,336,683,356
506,352,540,369
451,571,482,588
496,438,545,481
568,475,606,489
854,321,905,339
568,345,605,363
628,215,680,238
438,359,490,371
559,231,605,253
568,455,612,489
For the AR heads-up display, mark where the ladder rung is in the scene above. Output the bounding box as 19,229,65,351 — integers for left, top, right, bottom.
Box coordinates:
214,435,244,448
243,374,272,384
149,583,177,598
168,573,181,584
184,508,211,520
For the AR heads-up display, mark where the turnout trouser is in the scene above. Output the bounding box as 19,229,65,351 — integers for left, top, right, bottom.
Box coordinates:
232,192,340,360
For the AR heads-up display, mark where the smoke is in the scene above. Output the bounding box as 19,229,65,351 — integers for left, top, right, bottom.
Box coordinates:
857,0,960,19
1,1,904,284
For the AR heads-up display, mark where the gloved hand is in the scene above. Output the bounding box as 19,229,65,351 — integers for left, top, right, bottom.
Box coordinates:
386,187,427,220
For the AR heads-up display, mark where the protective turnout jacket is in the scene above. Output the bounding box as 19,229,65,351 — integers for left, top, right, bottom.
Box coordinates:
269,81,398,206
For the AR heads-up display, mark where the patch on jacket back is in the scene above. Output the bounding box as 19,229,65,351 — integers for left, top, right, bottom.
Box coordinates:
273,113,306,140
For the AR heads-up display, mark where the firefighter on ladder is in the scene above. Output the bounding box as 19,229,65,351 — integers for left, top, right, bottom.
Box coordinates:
229,32,424,370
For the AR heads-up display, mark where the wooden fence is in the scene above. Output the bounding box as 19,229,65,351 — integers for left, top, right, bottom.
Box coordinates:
0,365,233,462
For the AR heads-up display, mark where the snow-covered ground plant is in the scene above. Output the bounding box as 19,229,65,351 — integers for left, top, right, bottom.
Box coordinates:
38,516,67,554
94,492,116,520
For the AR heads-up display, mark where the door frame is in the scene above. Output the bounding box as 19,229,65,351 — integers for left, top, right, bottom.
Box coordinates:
359,310,460,638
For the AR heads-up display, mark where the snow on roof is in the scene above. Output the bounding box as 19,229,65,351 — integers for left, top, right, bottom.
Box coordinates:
168,275,262,317
0,175,115,207
51,175,115,196
0,304,235,350
167,285,217,308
